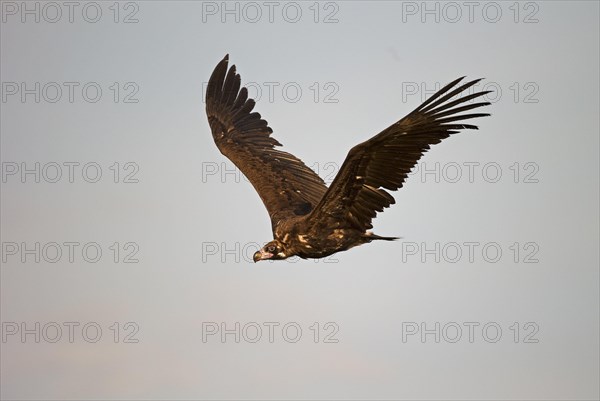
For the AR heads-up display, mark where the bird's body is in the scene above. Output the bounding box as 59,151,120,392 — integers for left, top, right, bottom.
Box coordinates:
271,218,395,260
205,55,490,262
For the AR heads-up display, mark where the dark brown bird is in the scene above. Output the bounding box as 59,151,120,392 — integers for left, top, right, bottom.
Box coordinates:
205,55,490,262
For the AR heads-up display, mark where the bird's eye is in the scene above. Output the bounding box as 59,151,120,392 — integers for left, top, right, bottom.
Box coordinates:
267,245,276,253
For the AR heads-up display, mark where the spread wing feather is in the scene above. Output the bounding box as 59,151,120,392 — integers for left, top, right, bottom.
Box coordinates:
205,55,328,232
307,77,491,231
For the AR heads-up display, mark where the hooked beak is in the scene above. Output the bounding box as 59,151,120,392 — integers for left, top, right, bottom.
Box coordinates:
253,249,273,263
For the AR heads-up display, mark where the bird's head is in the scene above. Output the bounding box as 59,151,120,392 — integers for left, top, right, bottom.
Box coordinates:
253,240,287,263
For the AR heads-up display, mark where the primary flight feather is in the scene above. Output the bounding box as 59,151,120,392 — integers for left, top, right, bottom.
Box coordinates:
205,55,490,262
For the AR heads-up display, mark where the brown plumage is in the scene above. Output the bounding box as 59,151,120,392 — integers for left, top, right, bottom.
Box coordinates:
205,55,491,262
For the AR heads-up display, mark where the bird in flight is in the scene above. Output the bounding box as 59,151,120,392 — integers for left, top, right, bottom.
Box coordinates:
205,55,490,262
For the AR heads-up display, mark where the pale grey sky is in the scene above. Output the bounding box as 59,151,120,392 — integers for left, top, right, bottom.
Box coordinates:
1,1,599,400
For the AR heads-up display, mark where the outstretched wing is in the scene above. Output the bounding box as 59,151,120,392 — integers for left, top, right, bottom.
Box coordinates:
307,77,491,232
205,55,328,232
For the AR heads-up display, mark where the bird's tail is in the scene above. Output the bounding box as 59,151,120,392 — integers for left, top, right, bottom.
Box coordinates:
364,232,400,241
